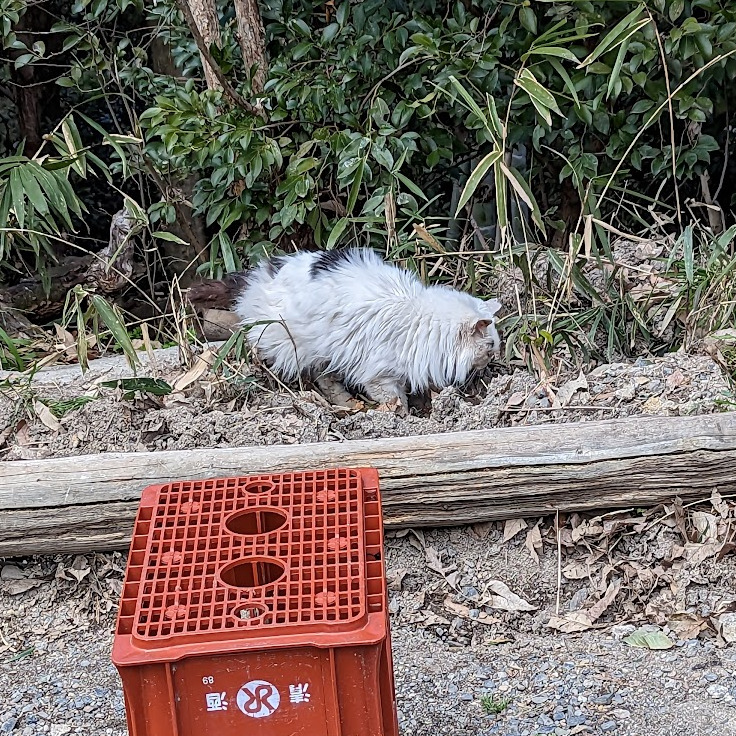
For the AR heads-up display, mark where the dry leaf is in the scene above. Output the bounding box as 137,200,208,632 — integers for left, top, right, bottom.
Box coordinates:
684,541,721,566
172,348,216,392
547,580,620,633
1,565,25,581
667,612,709,640
525,522,543,564
665,369,689,390
692,511,719,544
443,596,500,626
2,579,44,595
556,371,588,406
562,562,592,580
503,518,528,543
33,400,60,432
710,490,730,518
486,580,536,612
386,568,409,591
714,612,736,643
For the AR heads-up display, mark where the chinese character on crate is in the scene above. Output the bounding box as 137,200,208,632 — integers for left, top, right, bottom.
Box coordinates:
112,468,398,736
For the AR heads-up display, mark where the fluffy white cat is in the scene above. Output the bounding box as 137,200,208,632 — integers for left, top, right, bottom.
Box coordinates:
189,249,502,411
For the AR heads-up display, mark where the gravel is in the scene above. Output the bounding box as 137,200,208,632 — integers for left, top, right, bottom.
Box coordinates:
2,527,736,736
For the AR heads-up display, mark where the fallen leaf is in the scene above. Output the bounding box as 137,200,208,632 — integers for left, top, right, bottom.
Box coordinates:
486,580,536,612
443,596,500,626
1,565,25,580
386,568,409,591
710,490,730,518
547,581,621,633
623,627,674,650
2,579,44,595
667,612,709,640
525,522,543,564
714,612,736,643
33,400,60,432
503,518,528,543
665,369,689,390
556,371,588,406
692,511,719,544
172,348,216,392
562,562,591,580
684,541,721,566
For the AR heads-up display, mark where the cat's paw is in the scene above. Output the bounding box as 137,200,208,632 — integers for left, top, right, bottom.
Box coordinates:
376,398,408,417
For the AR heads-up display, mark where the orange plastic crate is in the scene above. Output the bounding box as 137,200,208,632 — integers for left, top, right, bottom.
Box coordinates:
112,467,398,736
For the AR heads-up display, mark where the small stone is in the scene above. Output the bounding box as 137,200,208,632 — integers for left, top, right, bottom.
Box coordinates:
568,716,587,727
532,694,549,704
459,693,473,702
612,709,631,719
601,722,618,732
49,727,72,736
704,673,718,683
594,694,613,705
707,684,729,699
1,719,17,733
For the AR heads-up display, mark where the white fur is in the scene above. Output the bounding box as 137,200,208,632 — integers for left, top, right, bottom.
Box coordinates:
234,249,502,407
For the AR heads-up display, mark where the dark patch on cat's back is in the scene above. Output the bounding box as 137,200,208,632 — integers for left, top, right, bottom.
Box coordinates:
263,255,288,277
309,249,359,278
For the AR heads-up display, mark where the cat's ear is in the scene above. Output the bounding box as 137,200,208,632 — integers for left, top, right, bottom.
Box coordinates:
485,298,502,318
472,319,491,336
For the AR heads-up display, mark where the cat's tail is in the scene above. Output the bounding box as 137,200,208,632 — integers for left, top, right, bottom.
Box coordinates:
186,273,248,310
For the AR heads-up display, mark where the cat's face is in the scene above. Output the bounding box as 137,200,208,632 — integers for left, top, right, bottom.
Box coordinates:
464,299,502,371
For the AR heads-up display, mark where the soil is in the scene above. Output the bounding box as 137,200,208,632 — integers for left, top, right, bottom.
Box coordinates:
0,350,731,460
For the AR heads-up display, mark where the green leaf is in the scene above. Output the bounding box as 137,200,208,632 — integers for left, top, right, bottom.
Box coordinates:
326,217,349,250
61,116,87,178
548,58,580,106
395,172,428,201
515,69,560,125
100,377,173,396
455,149,503,216
623,628,674,650
526,46,578,62
501,163,546,236
448,75,499,142
578,7,649,68
606,38,629,99
519,6,537,34
9,168,25,229
17,165,49,216
346,158,364,215
152,231,189,245
89,294,139,368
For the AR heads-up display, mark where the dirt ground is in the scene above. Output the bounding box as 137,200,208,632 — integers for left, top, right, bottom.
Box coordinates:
1,347,736,735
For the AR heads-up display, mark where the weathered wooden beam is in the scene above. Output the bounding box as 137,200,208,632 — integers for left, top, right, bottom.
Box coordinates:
1,412,734,556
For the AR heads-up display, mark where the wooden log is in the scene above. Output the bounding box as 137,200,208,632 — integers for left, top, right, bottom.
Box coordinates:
1,412,735,556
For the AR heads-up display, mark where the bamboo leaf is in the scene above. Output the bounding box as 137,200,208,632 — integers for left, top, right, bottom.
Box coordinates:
17,165,48,216
501,163,546,236
62,117,86,178
326,216,349,250
455,149,503,216
578,7,650,68
89,294,139,368
682,224,694,285
9,168,25,229
346,158,364,214
548,58,580,106
606,39,630,99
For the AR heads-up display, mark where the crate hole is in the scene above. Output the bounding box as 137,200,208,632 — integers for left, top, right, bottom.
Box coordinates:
240,480,276,495
224,508,288,536
231,602,268,622
218,557,285,589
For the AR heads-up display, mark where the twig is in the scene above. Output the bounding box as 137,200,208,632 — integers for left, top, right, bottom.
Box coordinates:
173,0,261,116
